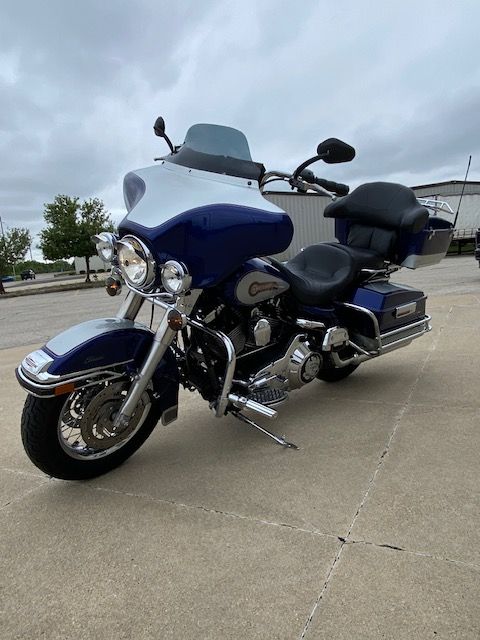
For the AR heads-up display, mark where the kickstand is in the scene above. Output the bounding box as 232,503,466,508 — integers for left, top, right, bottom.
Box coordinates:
232,411,299,450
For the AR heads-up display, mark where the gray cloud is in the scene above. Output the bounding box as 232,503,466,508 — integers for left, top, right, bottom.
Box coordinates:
1,0,479,259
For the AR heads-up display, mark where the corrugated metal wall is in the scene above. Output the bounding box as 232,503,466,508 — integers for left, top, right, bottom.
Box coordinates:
263,192,336,260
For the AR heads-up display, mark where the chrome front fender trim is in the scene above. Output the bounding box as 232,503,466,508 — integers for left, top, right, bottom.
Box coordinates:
16,364,129,398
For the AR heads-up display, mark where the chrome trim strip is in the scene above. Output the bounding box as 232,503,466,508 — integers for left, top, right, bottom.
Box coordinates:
20,358,134,387
381,316,431,340
16,365,126,398
395,302,417,319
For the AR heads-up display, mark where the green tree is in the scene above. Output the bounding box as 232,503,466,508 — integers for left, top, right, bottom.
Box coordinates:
0,227,32,274
39,195,115,282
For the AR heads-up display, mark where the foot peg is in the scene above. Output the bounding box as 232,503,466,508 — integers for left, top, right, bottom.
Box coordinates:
232,411,299,450
228,393,278,419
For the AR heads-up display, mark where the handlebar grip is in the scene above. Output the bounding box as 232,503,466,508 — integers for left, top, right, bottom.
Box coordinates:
315,177,349,196
298,170,349,196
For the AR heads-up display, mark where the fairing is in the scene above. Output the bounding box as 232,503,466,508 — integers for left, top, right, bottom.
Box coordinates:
119,162,293,288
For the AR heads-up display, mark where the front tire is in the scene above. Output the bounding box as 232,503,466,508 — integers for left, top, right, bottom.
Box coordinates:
21,384,162,480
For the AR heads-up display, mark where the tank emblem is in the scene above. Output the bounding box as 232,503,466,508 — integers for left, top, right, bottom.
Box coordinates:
249,281,282,297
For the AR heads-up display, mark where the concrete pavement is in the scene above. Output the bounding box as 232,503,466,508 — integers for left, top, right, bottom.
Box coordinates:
0,262,479,638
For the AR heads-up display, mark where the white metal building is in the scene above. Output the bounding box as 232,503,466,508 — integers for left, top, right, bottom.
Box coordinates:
263,192,334,260
74,255,109,274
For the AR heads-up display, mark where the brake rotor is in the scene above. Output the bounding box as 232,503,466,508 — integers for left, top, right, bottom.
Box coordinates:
80,382,150,451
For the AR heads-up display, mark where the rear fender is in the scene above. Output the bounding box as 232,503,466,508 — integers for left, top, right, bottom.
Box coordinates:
16,318,179,419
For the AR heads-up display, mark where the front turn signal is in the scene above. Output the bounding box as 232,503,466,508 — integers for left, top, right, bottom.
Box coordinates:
105,276,122,296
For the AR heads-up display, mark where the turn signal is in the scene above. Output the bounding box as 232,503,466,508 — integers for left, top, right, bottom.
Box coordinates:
167,309,187,331
106,276,122,296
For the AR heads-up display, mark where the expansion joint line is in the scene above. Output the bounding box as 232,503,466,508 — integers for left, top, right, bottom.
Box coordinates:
299,311,451,639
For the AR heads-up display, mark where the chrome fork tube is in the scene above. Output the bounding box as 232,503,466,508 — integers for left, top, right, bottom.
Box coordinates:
116,291,145,321
114,306,175,428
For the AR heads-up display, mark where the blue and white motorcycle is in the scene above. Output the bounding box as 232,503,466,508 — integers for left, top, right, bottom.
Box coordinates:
17,118,454,480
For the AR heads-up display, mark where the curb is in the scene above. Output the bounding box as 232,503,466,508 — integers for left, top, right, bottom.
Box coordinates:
0,280,106,299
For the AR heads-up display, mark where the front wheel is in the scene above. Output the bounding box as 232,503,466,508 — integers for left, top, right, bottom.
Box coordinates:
21,381,162,480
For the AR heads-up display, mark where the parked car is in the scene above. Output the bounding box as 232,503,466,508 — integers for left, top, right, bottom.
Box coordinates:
475,228,480,267
21,269,36,280
1,275,15,282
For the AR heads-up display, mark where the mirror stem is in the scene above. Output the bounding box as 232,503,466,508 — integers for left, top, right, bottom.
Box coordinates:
292,153,328,180
163,134,175,154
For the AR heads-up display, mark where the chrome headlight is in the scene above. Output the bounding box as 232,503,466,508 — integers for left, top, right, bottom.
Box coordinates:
92,232,117,263
117,235,156,289
161,260,191,294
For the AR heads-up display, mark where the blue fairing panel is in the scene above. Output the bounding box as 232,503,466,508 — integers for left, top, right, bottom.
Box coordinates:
118,203,294,288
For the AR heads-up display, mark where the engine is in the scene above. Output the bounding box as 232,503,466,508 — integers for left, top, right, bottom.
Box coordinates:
186,296,324,403
248,335,322,392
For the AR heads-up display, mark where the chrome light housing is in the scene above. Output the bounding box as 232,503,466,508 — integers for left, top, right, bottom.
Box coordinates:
117,235,156,289
92,232,117,263
161,260,191,295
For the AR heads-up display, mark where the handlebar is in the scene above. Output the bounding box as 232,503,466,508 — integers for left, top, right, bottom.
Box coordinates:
299,169,349,196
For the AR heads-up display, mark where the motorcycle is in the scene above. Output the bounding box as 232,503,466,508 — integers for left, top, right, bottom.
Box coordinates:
16,118,454,480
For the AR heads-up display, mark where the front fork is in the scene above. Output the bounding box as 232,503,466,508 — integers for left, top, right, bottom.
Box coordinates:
114,289,238,426
114,291,177,428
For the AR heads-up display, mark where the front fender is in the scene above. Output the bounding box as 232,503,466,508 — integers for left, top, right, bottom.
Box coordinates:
16,319,179,415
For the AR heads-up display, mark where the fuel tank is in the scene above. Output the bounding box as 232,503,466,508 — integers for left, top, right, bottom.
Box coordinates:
220,258,290,306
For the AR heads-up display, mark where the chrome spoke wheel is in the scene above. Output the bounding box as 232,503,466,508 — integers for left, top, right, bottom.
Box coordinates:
57,381,151,460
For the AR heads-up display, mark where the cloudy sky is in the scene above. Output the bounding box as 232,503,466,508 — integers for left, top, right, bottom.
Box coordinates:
1,0,479,259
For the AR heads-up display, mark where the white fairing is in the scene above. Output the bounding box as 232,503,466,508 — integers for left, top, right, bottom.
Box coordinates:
124,161,283,228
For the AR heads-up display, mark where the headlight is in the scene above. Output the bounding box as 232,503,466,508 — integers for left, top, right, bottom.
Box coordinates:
117,235,156,289
161,260,191,294
92,232,117,263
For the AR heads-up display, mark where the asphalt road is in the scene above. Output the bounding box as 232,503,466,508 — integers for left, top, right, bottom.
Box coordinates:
0,255,478,352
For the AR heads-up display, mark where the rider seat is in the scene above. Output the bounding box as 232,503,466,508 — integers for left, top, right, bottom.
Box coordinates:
273,243,383,306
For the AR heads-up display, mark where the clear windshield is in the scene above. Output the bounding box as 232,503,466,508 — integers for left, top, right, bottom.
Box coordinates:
183,123,253,160
165,123,262,181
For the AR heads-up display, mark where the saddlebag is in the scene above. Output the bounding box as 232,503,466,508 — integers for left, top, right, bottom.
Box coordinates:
336,282,430,353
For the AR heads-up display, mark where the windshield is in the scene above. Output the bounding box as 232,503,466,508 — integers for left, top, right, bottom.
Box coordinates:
183,124,253,160
164,123,263,181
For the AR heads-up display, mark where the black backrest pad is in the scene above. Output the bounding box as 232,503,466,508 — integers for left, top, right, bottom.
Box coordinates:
324,182,429,233
347,224,397,256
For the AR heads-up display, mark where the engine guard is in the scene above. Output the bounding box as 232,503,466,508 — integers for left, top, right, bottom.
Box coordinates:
16,318,179,422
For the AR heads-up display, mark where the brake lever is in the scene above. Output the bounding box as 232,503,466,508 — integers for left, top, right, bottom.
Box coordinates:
289,176,337,200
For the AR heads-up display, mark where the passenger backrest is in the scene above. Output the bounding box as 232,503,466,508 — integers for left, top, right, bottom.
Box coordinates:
324,182,429,262
347,224,397,257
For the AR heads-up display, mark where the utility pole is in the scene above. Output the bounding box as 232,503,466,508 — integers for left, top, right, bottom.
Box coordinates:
0,216,5,293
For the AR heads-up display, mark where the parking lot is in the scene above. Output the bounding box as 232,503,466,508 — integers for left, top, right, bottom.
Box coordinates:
0,256,479,639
